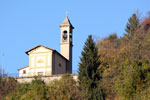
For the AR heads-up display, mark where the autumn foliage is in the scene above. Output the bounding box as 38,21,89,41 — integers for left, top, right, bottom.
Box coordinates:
1,12,150,100
97,13,150,100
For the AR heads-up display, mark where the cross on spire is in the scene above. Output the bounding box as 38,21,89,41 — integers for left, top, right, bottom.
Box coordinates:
66,11,68,16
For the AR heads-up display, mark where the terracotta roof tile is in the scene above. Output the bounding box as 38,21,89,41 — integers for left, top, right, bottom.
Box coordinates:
18,66,29,71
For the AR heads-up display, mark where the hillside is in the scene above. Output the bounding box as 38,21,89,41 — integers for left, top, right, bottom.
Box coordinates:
1,12,150,100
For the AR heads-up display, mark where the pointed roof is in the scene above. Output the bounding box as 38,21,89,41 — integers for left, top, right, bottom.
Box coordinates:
60,16,74,29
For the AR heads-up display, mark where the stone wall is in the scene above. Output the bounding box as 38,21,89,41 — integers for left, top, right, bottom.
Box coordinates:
17,74,78,84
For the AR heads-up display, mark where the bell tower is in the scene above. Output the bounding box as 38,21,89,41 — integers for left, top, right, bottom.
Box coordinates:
60,16,74,73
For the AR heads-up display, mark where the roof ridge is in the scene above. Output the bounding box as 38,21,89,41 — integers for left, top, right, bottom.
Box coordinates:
25,45,54,55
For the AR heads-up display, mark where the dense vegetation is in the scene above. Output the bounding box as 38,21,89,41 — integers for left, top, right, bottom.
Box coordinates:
97,12,150,100
4,74,81,100
0,12,150,100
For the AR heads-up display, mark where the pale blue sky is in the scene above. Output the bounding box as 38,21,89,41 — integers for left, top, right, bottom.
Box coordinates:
0,0,150,74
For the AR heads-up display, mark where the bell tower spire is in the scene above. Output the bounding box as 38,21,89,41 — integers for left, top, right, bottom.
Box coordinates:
60,16,74,73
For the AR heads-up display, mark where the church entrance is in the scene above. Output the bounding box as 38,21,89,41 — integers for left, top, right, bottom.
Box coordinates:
38,72,43,76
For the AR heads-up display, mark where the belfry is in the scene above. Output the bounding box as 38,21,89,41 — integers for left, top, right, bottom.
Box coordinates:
18,16,74,77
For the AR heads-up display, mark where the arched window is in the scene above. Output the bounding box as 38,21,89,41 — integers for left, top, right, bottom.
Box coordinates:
38,59,44,63
63,30,68,41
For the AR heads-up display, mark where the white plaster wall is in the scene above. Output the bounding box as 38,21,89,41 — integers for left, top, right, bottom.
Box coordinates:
30,68,51,72
60,44,70,60
34,68,51,76
36,56,46,67
60,27,71,60
19,67,29,77
29,53,52,68
28,47,53,76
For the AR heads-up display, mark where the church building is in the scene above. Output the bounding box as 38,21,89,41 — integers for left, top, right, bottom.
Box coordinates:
18,16,74,77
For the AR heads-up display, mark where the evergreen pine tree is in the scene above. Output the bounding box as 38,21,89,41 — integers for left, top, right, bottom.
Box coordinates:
78,35,105,100
125,13,140,35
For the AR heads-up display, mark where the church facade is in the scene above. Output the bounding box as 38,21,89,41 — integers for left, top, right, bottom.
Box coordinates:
18,16,74,77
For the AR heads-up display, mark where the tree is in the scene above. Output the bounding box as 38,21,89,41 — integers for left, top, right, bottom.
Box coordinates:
6,74,81,100
125,13,140,35
47,74,81,100
78,35,105,100
5,78,48,100
96,33,121,100
107,33,118,42
0,77,17,100
116,60,150,100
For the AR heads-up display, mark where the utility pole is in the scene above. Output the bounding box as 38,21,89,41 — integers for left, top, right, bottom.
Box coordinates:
1,53,4,77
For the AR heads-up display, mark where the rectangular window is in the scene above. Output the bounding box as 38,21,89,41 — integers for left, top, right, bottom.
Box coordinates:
23,70,26,74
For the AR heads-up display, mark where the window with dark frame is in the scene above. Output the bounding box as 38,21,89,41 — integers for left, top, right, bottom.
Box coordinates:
23,70,26,74
63,30,68,41
59,63,61,67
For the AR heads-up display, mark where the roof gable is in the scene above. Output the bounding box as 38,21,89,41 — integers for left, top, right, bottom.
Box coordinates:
25,45,68,60
26,45,53,55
